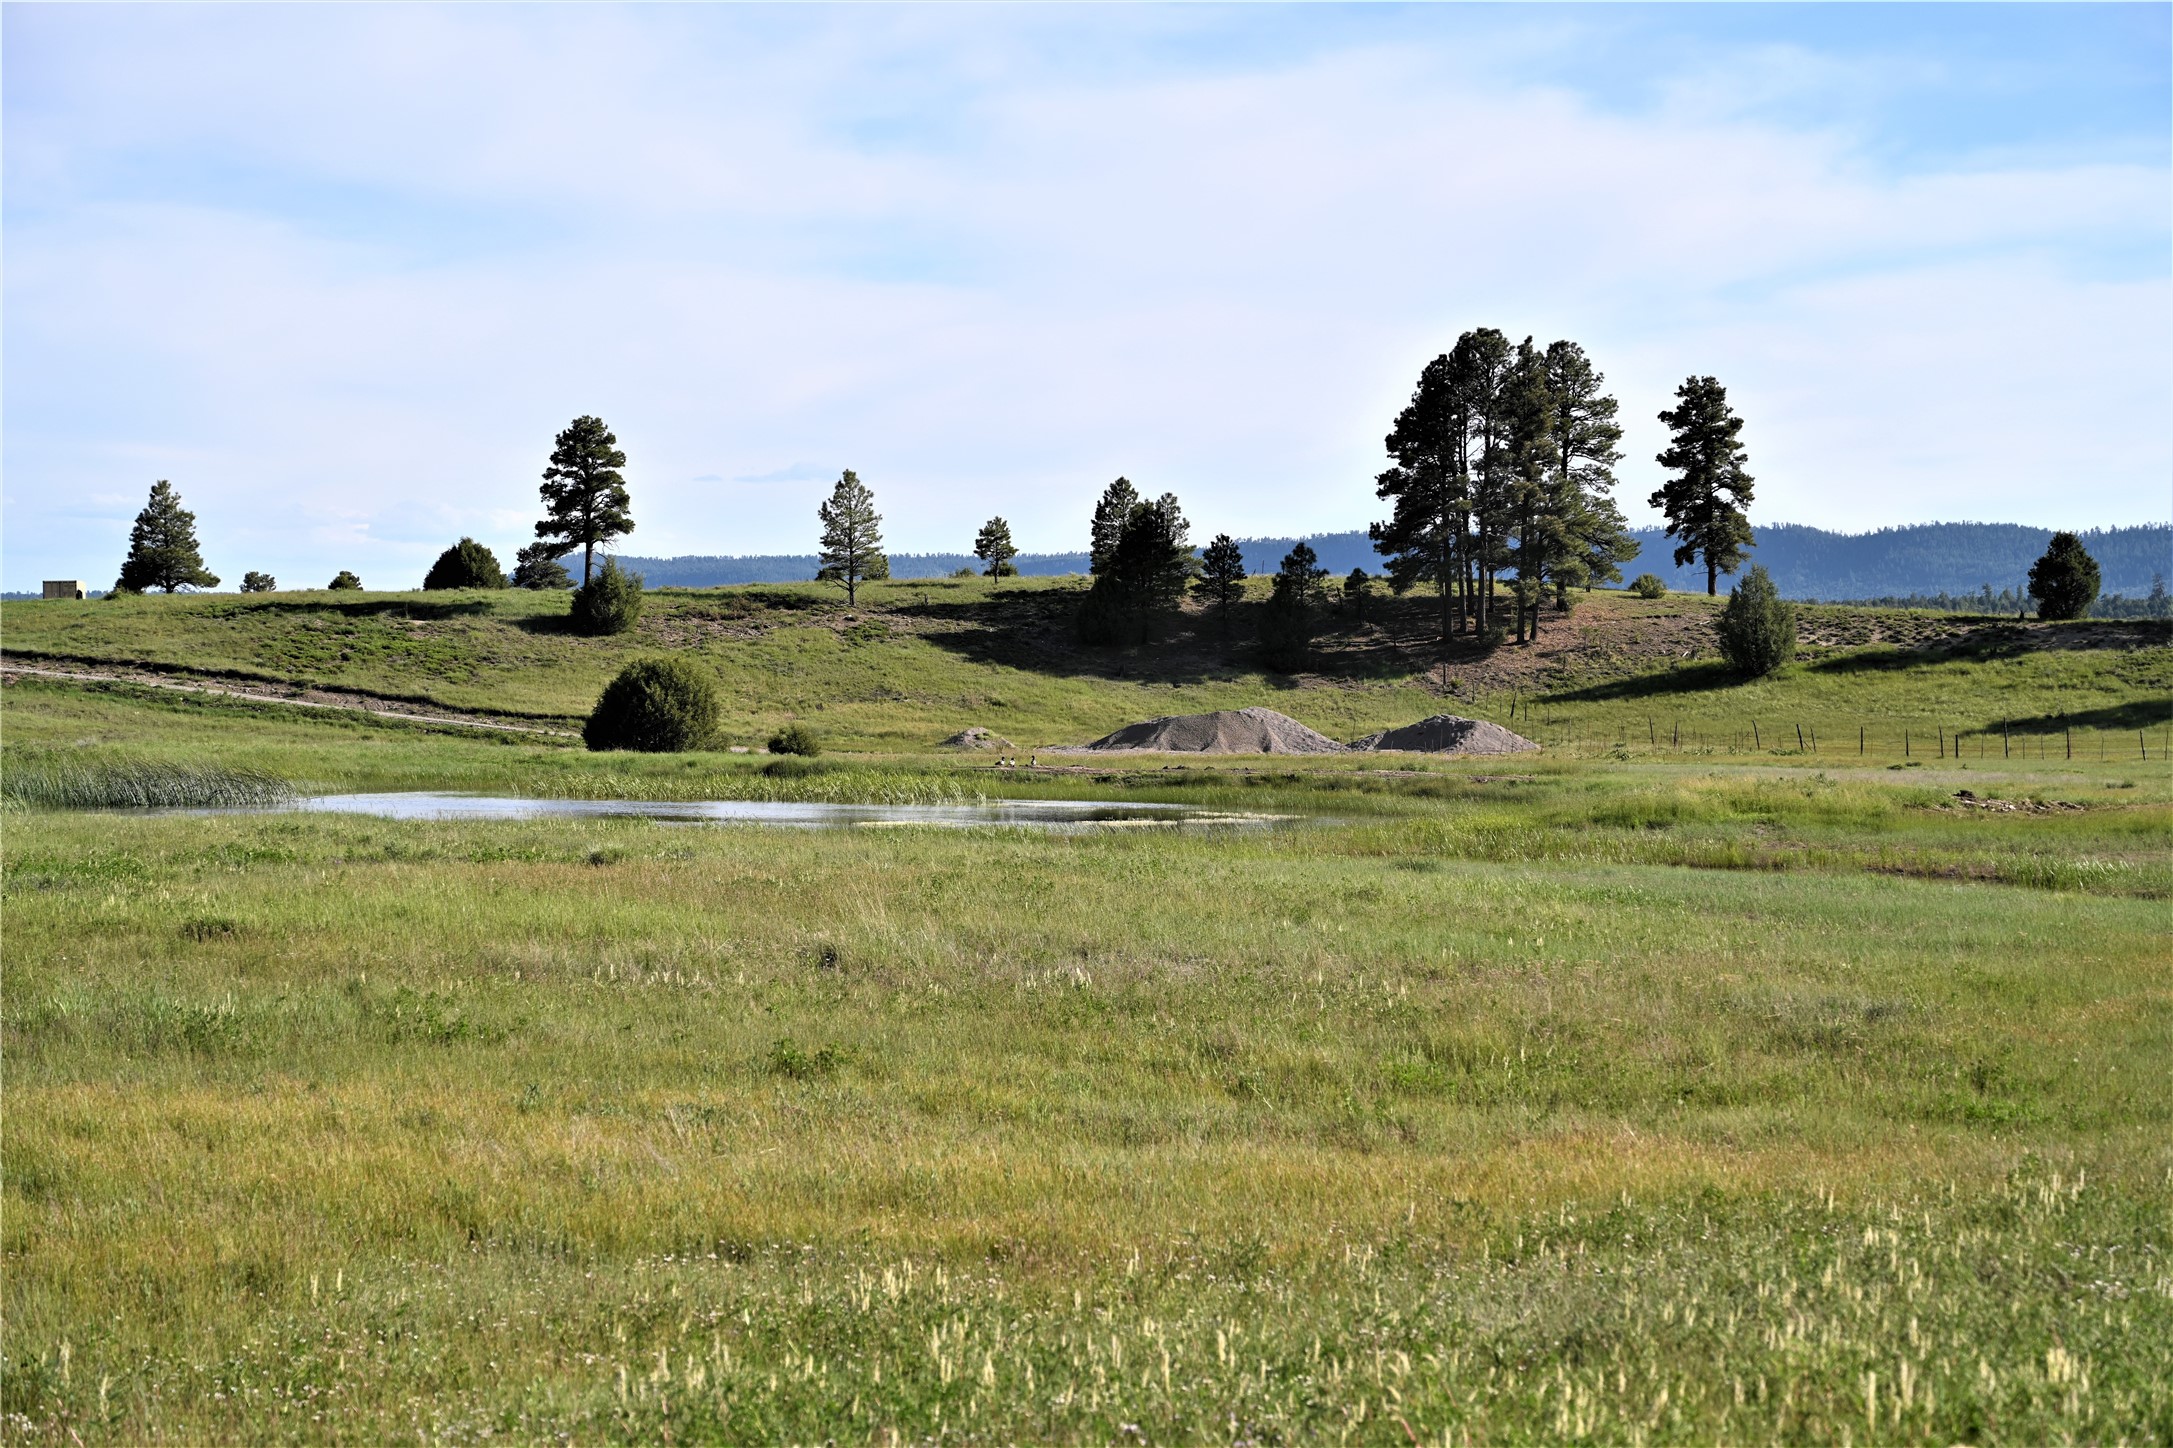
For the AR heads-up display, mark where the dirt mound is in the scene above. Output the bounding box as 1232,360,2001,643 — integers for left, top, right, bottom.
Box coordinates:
1349,714,1539,755
1059,707,1347,755
939,726,1013,750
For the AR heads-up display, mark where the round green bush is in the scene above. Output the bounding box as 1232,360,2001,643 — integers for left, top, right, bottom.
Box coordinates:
767,722,822,757
584,657,720,752
1715,565,1796,677
1630,573,1667,599
327,570,362,590
570,558,644,636
423,537,507,590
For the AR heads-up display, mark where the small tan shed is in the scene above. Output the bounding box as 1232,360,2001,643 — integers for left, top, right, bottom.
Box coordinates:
42,580,87,600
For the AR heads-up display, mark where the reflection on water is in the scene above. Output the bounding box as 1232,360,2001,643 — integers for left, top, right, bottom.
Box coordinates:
279,793,1289,831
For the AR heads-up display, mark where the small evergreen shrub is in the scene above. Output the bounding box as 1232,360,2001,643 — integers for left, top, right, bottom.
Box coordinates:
423,537,507,590
327,571,362,590
583,657,720,753
1630,573,1668,599
240,571,277,593
1715,564,1796,676
570,558,643,636
767,722,822,757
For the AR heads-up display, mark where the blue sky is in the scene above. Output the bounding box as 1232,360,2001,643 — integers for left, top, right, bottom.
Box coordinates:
5,4,2167,589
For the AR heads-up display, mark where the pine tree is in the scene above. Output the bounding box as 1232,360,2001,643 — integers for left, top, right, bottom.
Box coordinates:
973,517,1019,579
1541,340,1637,611
240,571,277,593
1500,338,1558,644
1259,542,1327,672
327,570,362,590
816,470,886,605
1343,567,1372,623
536,416,634,586
2027,532,2101,620
1195,534,1248,635
1088,478,1140,575
1650,376,1755,595
115,480,219,593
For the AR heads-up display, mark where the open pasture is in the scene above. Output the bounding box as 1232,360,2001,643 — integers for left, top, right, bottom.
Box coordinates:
3,590,2170,1443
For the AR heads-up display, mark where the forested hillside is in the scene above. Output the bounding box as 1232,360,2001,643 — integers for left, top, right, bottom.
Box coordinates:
621,520,2169,598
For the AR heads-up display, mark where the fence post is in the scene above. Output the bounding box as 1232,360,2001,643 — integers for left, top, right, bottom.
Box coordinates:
2066,727,2071,760
1859,725,1864,756
1648,718,1656,747
1752,721,1760,749
1796,723,1805,751
1938,727,1945,759
1905,730,1910,758
2003,721,2010,758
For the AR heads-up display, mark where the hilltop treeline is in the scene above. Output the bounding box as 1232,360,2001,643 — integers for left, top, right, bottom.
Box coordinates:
618,521,2169,601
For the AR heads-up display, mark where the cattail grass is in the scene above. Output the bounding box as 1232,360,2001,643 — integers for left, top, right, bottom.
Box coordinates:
1,757,293,810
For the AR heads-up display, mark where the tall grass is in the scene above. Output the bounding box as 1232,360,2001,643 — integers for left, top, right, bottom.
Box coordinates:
0,757,292,810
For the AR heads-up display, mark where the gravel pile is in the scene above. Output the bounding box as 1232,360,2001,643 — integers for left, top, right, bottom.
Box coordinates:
1349,714,1539,754
1057,707,1348,755
938,727,1014,750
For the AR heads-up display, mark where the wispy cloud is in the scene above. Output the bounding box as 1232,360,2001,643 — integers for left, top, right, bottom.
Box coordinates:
731,464,833,485
4,6,2164,588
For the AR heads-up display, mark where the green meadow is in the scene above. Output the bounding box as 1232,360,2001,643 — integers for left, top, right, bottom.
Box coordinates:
3,584,2170,1443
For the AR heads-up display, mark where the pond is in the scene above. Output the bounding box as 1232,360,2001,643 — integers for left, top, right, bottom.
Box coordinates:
279,793,1292,831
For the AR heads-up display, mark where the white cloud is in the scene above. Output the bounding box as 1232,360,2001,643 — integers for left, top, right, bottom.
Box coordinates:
4,8,2165,588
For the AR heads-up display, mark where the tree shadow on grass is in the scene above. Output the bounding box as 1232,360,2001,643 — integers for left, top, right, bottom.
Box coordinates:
1994,699,2173,734
209,597,497,622
1546,660,1742,704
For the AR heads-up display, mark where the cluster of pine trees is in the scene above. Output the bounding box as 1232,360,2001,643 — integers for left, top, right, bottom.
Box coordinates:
1369,332,1637,643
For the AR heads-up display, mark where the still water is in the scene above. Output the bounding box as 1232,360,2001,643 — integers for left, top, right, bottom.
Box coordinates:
283,793,1289,831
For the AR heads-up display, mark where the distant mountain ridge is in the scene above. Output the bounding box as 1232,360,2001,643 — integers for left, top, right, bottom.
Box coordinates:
622,521,2170,599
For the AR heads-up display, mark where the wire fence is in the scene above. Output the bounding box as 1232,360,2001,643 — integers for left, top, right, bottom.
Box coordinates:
1505,715,2171,762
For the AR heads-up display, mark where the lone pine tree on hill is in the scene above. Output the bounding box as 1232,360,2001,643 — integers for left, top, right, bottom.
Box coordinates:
1651,376,1755,595
115,480,219,593
973,517,1019,578
2027,532,2101,621
817,471,887,605
536,416,633,586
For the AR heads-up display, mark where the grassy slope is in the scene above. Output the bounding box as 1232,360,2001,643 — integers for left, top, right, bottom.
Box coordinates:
5,578,2167,754
4,589,2172,1442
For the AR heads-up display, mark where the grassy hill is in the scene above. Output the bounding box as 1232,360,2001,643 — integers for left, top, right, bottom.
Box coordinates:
4,576,2167,757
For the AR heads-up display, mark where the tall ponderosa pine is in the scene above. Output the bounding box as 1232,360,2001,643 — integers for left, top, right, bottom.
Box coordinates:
1088,478,1140,575
1195,533,1248,635
973,517,1019,578
1259,542,1328,672
2027,532,2101,620
536,416,634,586
116,480,219,593
1078,495,1193,645
816,470,886,605
1651,376,1755,595
1543,340,1637,607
